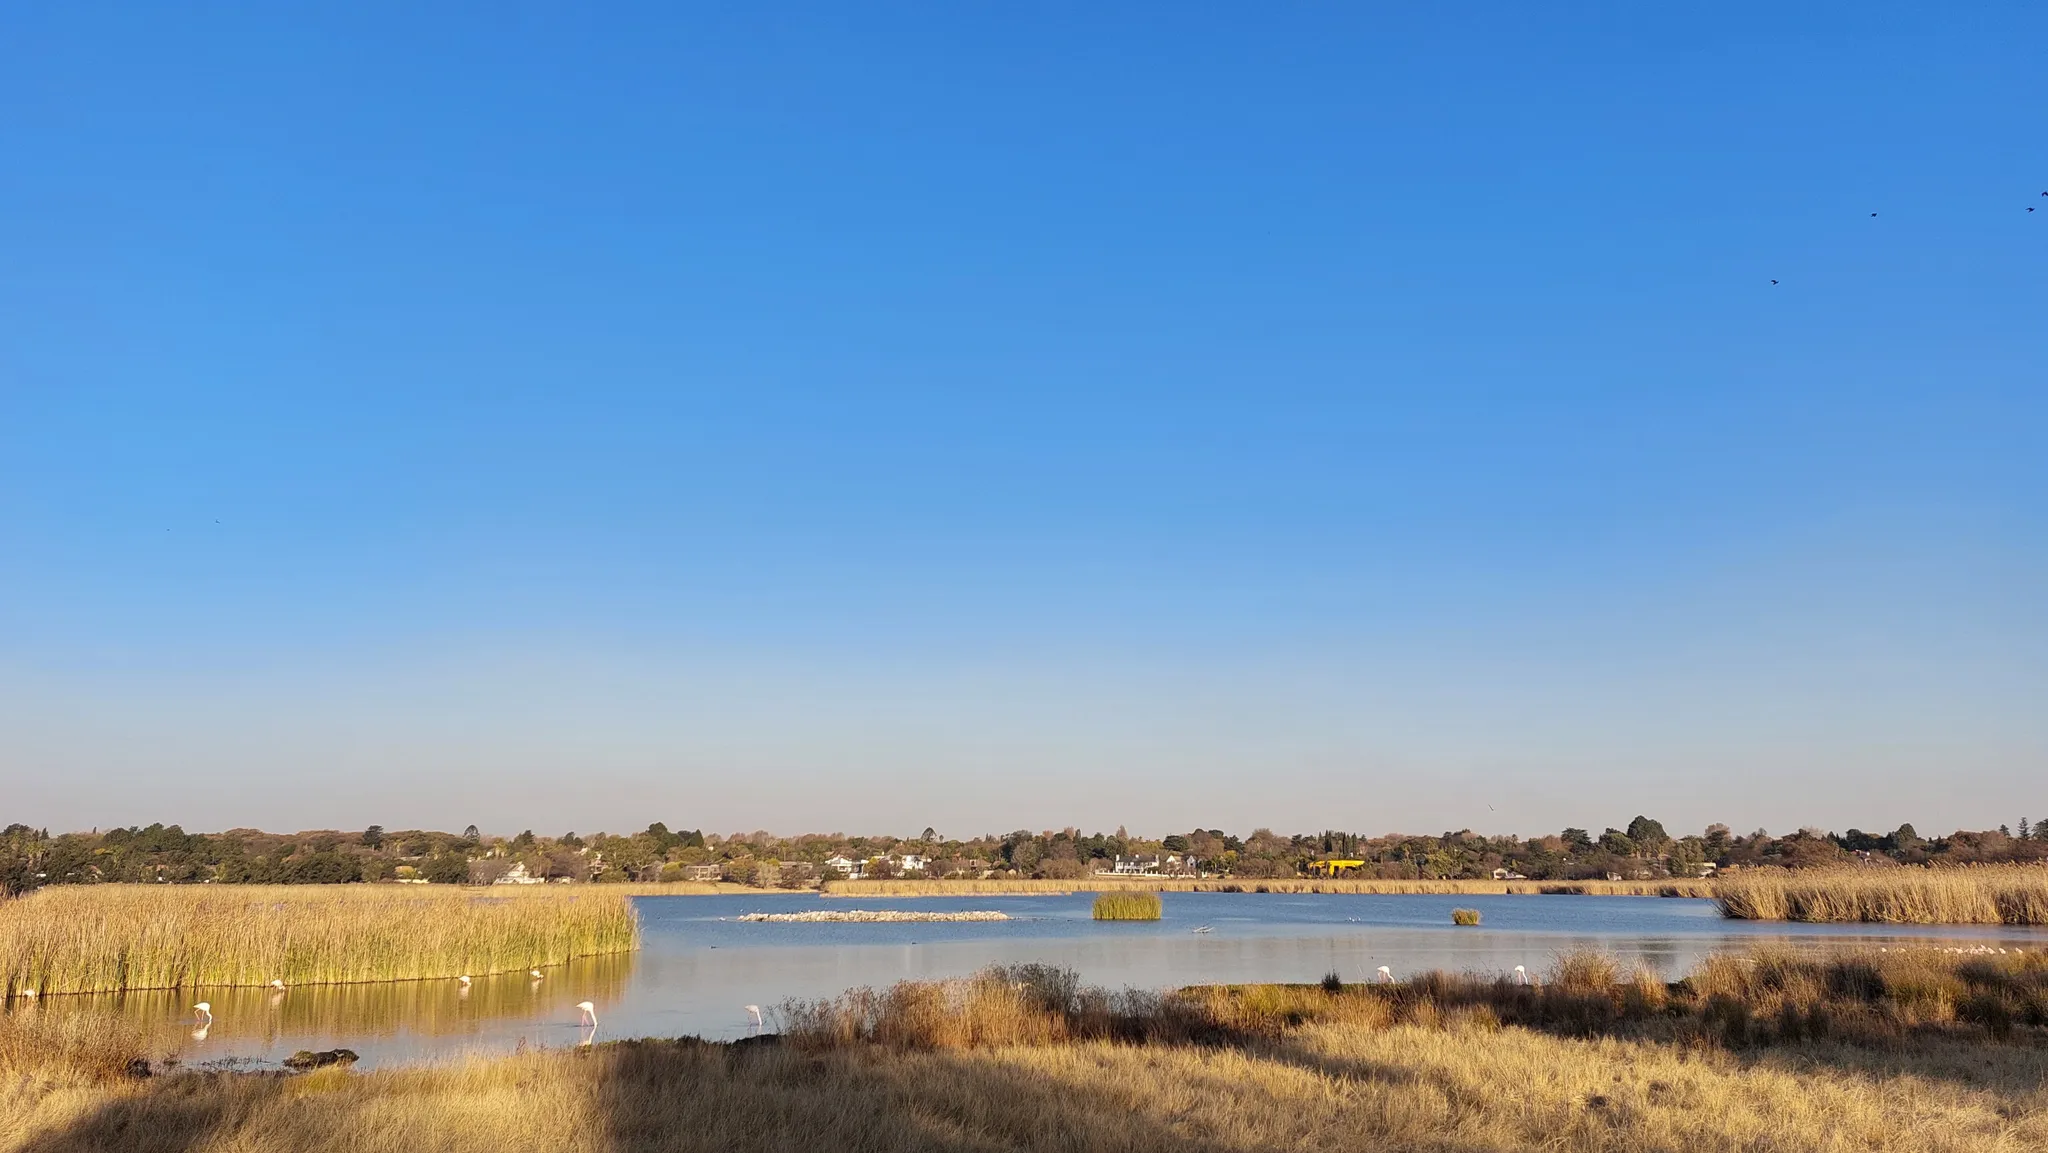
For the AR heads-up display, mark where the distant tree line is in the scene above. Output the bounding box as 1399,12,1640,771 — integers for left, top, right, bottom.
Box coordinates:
3,815,2045,895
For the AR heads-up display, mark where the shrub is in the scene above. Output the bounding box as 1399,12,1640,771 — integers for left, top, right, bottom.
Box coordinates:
1451,908,1481,925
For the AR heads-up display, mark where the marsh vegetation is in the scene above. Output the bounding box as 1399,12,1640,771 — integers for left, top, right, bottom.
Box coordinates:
1717,866,2048,925
0,885,638,996
1090,891,1162,920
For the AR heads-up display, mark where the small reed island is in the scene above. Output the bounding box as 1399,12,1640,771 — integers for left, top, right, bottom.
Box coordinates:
737,909,1011,923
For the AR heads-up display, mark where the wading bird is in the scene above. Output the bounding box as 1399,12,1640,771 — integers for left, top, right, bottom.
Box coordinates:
1514,965,1528,985
1376,966,1393,984
270,979,285,990
530,969,544,980
576,1001,598,1027
193,1002,213,1026
457,975,471,986
745,1005,763,1028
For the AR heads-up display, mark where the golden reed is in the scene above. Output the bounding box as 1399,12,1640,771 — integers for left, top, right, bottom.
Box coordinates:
1716,865,2048,924
0,885,638,996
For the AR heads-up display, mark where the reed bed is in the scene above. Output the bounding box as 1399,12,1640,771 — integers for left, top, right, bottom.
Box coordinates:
1090,891,1161,920
825,876,1712,897
0,885,638,996
1451,907,1481,925
1717,865,2048,924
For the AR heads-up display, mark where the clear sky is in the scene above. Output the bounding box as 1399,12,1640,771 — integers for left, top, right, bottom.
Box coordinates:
2,3,2042,840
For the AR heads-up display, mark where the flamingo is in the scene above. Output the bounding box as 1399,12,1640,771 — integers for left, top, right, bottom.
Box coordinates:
191,1002,213,1040
576,1001,597,1028
1513,965,1528,986
1375,965,1393,984
16,989,34,999
745,1004,763,1028
270,979,286,990
457,975,472,986
529,969,544,980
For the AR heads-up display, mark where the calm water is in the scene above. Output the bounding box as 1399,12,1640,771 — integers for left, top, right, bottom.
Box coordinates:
22,893,2048,1069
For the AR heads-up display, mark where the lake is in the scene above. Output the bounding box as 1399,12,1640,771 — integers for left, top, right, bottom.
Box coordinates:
28,892,2048,1069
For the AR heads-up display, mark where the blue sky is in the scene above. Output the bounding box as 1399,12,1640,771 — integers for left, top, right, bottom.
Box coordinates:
2,3,2042,838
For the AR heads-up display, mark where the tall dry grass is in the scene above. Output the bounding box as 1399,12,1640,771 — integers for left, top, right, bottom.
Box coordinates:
826,875,1712,897
0,885,638,996
1717,865,2048,924
0,1010,146,1083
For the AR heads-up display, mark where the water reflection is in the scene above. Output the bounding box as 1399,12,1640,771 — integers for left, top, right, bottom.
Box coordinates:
12,951,633,1068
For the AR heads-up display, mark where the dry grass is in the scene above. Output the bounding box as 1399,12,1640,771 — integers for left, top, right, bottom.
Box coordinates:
0,885,638,996
781,948,2048,1053
1451,907,1481,925
0,1011,146,1084
1718,866,2048,924
7,953,2048,1152
826,876,1713,897
1091,891,1163,920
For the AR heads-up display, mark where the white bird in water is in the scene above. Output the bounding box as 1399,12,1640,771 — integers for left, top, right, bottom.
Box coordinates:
193,1002,213,1025
16,989,34,999
270,979,286,990
745,1004,763,1028
457,975,472,986
1513,965,1528,986
576,1001,598,1028
1375,966,1393,984
1191,925,1213,933
530,969,544,980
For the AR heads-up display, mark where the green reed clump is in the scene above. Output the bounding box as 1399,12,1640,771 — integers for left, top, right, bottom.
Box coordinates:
1092,891,1163,921
1,885,639,996
1451,908,1481,925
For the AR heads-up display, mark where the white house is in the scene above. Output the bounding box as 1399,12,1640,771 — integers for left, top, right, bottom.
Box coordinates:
493,861,546,885
893,854,928,874
824,855,862,879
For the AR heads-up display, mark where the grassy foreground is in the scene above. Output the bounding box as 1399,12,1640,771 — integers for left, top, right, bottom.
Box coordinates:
1718,865,2048,924
7,950,2048,1152
1,886,638,996
826,876,1714,897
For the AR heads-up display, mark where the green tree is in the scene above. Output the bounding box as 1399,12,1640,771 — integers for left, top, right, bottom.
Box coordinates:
1625,816,1669,850
423,854,470,884
1598,830,1637,857
361,825,385,849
